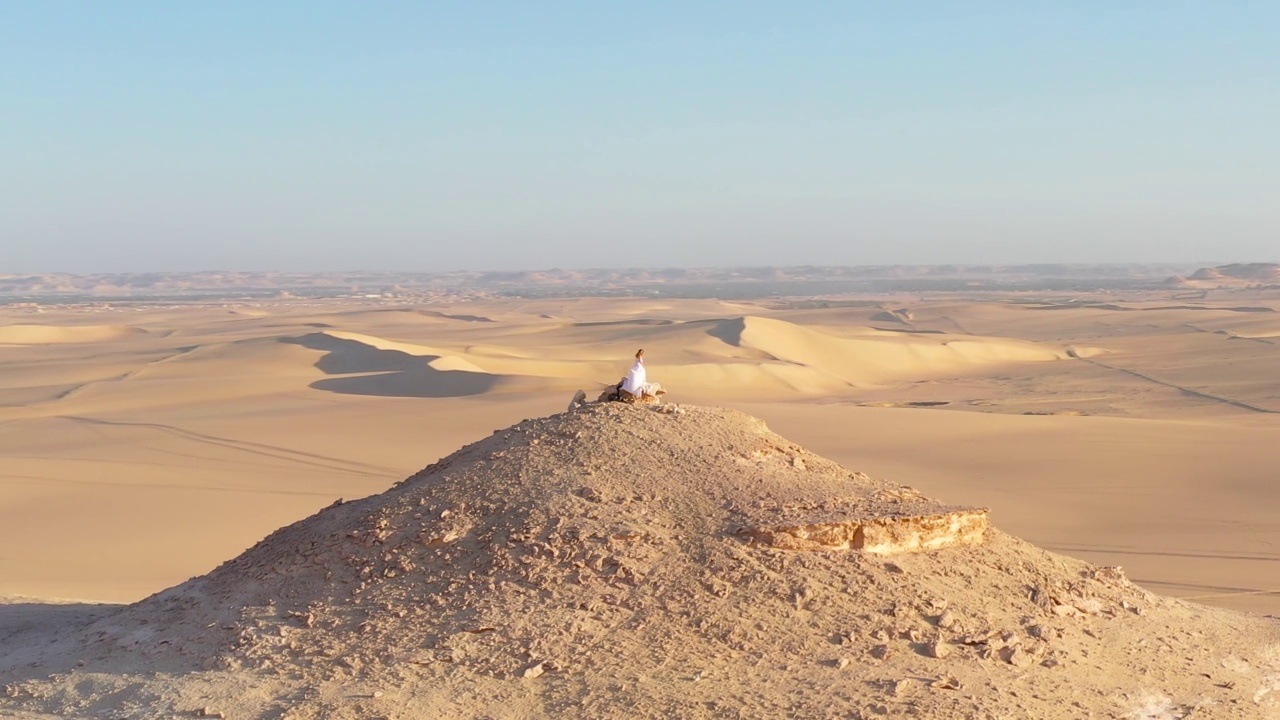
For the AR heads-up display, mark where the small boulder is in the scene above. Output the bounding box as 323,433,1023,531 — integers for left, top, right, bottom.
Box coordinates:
926,640,951,659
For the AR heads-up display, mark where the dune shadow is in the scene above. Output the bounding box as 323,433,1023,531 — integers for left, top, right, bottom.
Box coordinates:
280,333,499,398
705,317,746,346
311,367,498,398
281,332,421,374
420,311,495,323
573,318,675,328
873,327,946,335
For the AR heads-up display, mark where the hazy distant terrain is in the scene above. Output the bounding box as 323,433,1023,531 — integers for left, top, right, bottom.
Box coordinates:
8,262,1265,304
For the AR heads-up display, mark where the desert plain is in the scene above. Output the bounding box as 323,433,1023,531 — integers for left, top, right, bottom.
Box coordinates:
2,277,1279,717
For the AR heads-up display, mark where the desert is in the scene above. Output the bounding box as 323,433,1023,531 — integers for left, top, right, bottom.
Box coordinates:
8,2,1277,714
2,270,1279,718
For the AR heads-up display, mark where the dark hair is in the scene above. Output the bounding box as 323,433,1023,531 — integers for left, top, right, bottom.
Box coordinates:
635,348,644,359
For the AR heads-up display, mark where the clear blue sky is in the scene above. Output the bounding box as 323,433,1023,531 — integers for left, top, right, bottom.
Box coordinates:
3,2,1277,272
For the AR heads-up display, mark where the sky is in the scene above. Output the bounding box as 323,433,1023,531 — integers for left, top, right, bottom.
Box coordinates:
2,2,1277,273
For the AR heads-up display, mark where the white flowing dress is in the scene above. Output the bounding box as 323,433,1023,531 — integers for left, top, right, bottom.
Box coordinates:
621,358,661,396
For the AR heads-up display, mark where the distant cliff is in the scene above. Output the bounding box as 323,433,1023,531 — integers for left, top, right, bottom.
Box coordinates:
1169,263,1280,288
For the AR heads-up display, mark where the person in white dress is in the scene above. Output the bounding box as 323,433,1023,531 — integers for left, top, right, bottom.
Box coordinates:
620,349,664,398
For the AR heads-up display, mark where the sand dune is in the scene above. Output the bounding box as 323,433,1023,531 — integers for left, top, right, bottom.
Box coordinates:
661,360,844,395
1,290,1278,624
706,315,1071,388
474,315,1083,396
0,324,146,345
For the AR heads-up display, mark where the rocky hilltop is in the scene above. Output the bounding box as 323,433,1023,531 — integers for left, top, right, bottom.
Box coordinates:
2,404,1279,719
1169,263,1280,289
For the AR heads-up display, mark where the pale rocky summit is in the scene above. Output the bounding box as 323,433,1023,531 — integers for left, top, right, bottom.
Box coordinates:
3,404,1279,719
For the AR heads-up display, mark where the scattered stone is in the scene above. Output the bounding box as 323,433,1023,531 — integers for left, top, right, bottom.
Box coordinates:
936,610,957,630
1027,624,1056,641
1074,598,1104,615
1092,566,1127,585
931,676,963,691
870,645,891,660
1006,647,1034,668
926,640,951,659
520,661,546,679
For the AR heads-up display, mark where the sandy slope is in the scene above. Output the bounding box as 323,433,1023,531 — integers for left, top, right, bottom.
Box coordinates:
0,323,146,345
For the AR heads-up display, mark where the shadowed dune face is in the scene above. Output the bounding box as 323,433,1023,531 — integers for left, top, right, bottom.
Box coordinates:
280,332,500,398
705,316,747,346
310,368,499,398
418,310,494,323
572,318,676,328
281,333,423,374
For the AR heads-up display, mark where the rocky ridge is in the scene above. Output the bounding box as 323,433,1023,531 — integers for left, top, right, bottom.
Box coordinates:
2,404,1279,719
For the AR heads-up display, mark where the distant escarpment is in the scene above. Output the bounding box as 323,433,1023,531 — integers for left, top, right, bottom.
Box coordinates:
1169,263,1280,288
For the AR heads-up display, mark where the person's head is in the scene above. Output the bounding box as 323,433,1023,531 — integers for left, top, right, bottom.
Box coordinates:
635,349,644,360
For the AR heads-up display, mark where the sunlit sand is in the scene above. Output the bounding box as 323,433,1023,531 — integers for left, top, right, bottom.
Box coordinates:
2,291,1277,613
